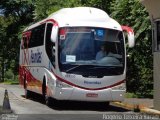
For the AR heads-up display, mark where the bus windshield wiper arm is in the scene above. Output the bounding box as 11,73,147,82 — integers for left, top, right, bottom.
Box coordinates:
65,65,81,73
91,65,122,68
65,64,95,73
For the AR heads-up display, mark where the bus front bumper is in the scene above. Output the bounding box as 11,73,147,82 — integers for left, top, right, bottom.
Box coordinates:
53,87,125,102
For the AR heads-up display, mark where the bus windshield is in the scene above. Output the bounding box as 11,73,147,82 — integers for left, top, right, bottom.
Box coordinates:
58,27,125,76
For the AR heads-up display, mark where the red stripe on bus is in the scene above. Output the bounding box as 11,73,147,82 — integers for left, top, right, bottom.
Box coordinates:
40,19,58,26
19,66,52,95
121,26,134,34
22,31,32,36
19,66,125,91
51,69,125,90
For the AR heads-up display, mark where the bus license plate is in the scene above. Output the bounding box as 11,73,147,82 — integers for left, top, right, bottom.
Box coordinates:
86,93,98,98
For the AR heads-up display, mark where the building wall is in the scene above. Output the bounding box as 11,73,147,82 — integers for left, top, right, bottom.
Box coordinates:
141,0,160,20
141,0,160,111
154,52,160,110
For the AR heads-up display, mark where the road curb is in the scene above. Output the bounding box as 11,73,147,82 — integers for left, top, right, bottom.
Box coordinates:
141,108,160,115
112,102,160,115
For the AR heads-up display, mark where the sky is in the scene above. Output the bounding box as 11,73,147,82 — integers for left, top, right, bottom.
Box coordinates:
0,9,4,16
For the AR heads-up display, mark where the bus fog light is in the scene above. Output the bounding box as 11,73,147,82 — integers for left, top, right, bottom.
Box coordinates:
56,80,72,88
112,82,126,90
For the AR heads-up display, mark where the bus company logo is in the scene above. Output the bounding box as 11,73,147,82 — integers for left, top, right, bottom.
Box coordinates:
30,49,42,63
84,80,101,85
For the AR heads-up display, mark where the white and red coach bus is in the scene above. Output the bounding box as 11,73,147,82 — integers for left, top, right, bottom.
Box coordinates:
19,7,135,106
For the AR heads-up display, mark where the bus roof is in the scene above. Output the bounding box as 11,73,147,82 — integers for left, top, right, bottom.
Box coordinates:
24,7,122,32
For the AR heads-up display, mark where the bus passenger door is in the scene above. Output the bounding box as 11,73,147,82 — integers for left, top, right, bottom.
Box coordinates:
45,23,56,68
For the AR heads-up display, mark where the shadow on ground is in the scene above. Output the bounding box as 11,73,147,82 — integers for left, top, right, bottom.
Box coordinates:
21,92,130,112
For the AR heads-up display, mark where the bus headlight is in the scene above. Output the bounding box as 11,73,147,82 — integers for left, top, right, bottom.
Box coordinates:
112,82,126,90
56,80,72,88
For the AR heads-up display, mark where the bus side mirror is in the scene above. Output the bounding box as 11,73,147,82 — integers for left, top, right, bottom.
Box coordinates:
51,24,58,42
121,26,135,48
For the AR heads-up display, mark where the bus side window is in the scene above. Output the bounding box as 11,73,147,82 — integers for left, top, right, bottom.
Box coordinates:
45,23,55,67
29,24,45,48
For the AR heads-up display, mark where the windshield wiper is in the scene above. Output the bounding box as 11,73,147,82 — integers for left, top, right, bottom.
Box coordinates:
88,65,122,69
65,65,81,73
65,64,96,73
65,64,123,73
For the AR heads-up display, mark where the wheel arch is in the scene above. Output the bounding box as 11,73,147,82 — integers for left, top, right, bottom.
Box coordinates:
23,74,27,89
42,73,48,95
43,73,48,86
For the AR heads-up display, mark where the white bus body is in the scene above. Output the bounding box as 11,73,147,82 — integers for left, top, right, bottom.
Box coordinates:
19,7,135,104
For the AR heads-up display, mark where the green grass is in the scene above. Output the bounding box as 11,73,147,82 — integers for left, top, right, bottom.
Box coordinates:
2,80,19,85
3,81,19,85
125,92,138,98
125,92,153,99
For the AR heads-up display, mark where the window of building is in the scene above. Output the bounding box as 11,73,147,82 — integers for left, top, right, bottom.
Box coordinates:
155,21,160,51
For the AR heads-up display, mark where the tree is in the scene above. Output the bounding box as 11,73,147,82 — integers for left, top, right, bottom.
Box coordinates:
81,0,114,14
111,0,153,97
33,0,114,21
0,0,34,24
33,0,82,20
0,16,11,81
0,0,34,81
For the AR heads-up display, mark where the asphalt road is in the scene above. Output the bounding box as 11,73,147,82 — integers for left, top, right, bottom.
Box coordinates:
0,84,151,120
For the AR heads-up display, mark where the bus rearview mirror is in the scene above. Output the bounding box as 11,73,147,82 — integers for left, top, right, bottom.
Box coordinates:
127,32,135,48
51,25,58,42
121,26,135,48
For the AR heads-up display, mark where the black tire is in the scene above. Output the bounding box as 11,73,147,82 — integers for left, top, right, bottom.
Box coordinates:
42,77,52,106
25,89,31,99
45,95,52,107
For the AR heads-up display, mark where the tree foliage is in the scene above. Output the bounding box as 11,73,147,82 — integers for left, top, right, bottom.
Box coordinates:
0,0,34,23
81,0,113,14
33,0,82,20
111,0,153,97
0,0,34,80
0,0,153,97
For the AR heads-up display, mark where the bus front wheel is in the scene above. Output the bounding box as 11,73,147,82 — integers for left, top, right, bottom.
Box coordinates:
42,77,52,106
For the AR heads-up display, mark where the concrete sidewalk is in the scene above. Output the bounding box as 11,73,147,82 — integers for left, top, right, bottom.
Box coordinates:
112,98,160,115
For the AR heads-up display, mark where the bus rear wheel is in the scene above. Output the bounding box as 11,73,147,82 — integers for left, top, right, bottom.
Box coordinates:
24,76,31,98
25,89,31,99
